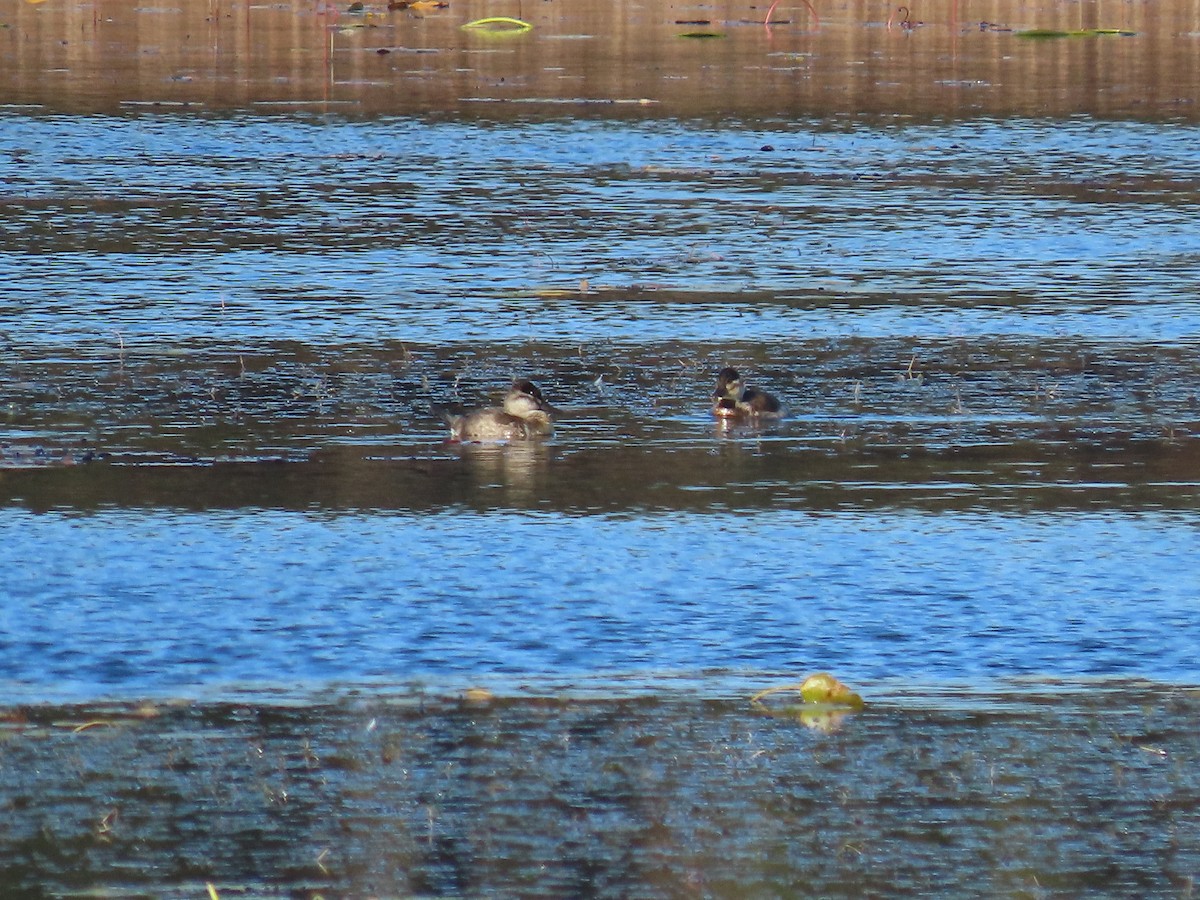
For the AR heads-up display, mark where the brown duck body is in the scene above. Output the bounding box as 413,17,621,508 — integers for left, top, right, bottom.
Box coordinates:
711,367,784,419
447,380,556,442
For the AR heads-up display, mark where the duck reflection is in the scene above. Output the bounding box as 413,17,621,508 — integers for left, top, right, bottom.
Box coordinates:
456,440,552,500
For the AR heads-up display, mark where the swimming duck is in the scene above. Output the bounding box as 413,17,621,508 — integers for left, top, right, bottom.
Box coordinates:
447,380,556,441
712,367,784,419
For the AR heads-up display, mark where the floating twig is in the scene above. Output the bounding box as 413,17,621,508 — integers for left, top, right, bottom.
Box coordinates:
764,0,820,27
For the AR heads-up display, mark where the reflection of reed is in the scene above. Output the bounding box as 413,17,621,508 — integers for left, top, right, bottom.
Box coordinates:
4,0,1197,118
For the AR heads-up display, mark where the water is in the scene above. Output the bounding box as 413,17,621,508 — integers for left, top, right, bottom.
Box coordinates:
4,116,1200,347
3,0,1200,894
1,508,1196,702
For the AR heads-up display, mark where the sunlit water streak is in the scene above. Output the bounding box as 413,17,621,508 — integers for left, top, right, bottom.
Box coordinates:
2,507,1196,702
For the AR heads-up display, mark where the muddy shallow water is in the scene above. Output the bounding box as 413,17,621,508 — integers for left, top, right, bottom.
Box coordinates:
2,0,1200,895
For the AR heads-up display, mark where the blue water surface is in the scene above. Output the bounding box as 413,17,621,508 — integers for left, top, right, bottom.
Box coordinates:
1,114,1199,348
3,111,1199,703
2,507,1196,701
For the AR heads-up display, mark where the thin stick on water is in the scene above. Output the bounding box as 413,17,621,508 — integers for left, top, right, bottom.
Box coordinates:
764,0,820,28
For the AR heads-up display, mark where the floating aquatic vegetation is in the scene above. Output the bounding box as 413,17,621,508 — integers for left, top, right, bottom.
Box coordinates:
678,31,724,39
1016,28,1137,38
886,5,922,29
43,703,165,735
752,672,865,708
765,0,819,28
462,16,532,32
751,673,865,730
462,687,495,705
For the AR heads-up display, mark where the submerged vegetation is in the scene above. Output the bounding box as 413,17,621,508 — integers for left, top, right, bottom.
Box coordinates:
2,683,1198,895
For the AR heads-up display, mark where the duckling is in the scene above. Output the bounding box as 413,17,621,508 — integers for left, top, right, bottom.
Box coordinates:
712,367,784,419
447,380,556,442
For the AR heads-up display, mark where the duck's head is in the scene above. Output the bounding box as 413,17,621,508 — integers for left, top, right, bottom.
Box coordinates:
504,380,557,422
713,367,743,400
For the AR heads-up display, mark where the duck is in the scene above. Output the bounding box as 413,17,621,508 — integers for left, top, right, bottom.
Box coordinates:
447,380,557,442
711,367,784,419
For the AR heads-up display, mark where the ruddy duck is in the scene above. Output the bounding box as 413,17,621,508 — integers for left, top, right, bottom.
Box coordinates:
712,367,784,419
447,380,556,442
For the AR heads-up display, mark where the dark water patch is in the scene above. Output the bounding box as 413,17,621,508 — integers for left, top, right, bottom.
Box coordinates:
2,683,1199,897
3,439,1199,514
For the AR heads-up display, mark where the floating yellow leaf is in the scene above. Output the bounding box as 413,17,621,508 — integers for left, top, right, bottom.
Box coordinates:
750,674,864,730
750,672,865,709
800,672,865,707
462,16,532,32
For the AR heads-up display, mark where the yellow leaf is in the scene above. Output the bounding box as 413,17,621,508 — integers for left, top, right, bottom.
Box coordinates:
750,673,865,710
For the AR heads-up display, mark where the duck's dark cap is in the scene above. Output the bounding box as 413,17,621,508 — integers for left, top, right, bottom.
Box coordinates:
512,380,544,399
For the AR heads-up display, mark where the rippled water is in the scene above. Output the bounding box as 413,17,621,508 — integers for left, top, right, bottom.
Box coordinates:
4,109,1200,698
4,115,1200,348
1,507,1198,703
3,1,1200,893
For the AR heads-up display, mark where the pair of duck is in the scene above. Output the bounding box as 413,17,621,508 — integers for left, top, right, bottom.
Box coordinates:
447,367,783,442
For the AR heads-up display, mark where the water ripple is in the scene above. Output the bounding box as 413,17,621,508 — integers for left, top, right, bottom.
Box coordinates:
2,115,1199,347
2,507,1196,701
